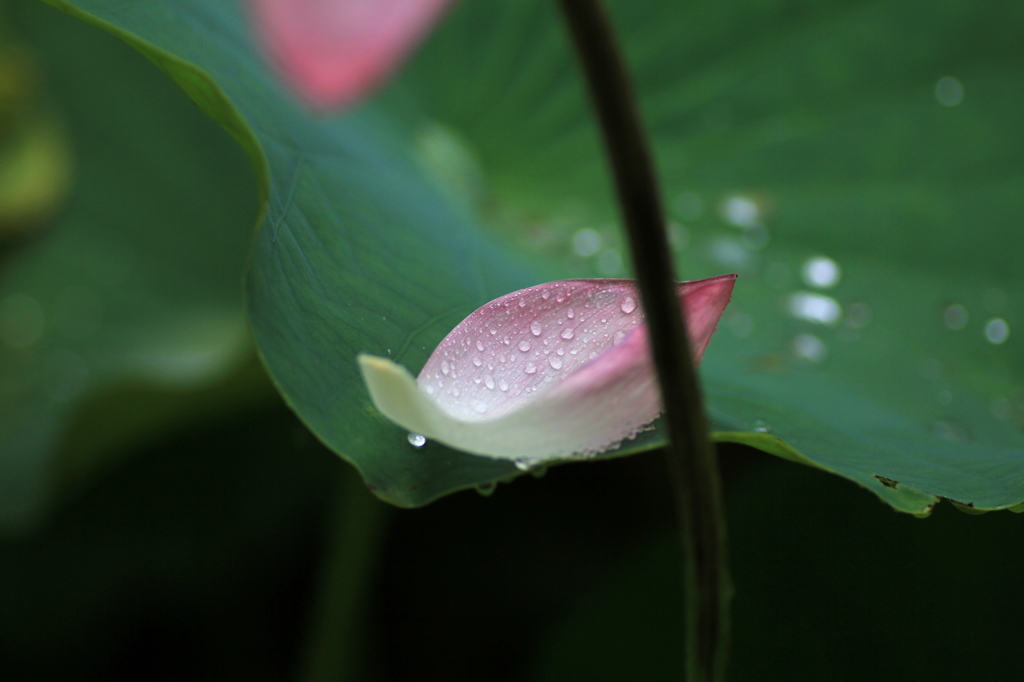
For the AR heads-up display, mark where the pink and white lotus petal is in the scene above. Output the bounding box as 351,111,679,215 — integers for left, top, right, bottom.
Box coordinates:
359,275,736,464
249,0,456,110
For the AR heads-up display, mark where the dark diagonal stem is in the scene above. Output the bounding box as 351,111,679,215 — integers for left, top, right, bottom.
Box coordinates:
556,1,732,679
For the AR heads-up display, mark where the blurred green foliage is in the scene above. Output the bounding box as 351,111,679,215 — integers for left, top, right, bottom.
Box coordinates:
0,0,267,530
1,0,1023,679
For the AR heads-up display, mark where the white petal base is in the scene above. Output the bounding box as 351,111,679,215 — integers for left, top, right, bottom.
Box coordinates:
359,335,660,463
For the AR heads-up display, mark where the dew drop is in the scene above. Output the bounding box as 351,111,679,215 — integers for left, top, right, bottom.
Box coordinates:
567,307,575,319
722,195,760,227
525,362,538,374
985,318,1009,344
476,482,497,497
613,331,626,345
473,357,483,367
498,379,509,391
503,336,511,345
556,348,565,356
476,339,485,351
530,320,543,336
752,420,771,433
620,296,637,314
518,298,526,308
561,328,575,340
541,291,551,300
441,360,451,375
788,292,841,325
407,433,427,448
518,339,531,352
944,304,968,330
549,356,563,369
935,76,964,107
572,228,603,257
484,375,495,390
451,386,460,397
425,385,436,395
801,256,841,289
793,333,827,363
471,399,488,414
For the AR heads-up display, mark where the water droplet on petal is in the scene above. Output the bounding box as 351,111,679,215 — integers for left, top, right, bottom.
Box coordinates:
561,328,574,340
621,296,637,314
518,339,531,352
541,291,551,300
518,298,526,308
498,379,509,391
613,331,626,345
484,375,495,390
476,339,485,351
407,433,427,448
549,356,563,369
471,399,488,414
567,307,575,319
441,360,451,375
472,357,483,367
530,320,543,336
525,362,537,374
451,386,460,397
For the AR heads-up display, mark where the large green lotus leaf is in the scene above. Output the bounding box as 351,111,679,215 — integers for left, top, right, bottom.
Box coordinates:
46,0,1024,513
0,0,259,530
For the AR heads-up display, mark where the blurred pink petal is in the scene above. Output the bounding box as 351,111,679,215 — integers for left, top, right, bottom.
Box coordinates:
250,0,455,109
359,275,736,465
